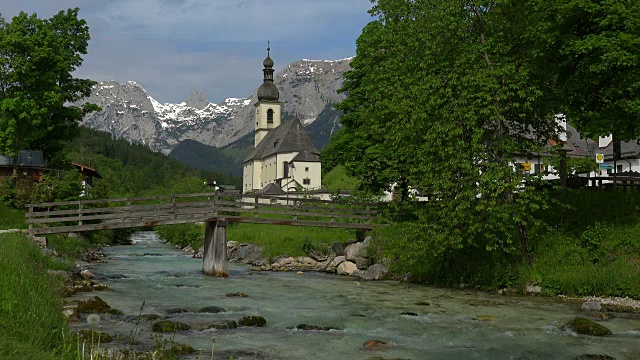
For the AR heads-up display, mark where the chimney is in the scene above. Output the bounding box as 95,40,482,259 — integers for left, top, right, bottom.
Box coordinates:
599,134,612,148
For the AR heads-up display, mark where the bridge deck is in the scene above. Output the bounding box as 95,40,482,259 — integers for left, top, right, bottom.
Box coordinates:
25,192,384,235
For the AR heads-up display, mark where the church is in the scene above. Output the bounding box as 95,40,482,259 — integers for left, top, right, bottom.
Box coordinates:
242,47,322,194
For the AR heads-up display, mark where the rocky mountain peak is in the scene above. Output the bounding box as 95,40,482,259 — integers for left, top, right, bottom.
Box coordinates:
185,91,210,110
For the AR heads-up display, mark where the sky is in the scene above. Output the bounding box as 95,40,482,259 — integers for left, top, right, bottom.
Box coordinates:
1,0,374,103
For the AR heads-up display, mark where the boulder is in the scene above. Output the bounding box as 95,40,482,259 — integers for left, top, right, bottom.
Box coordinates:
345,237,371,261
62,305,79,322
73,261,91,273
199,306,226,314
239,316,266,327
80,270,94,280
359,264,389,281
295,256,317,267
226,292,248,298
308,250,329,262
331,242,345,256
526,283,541,294
401,312,418,316
193,246,204,258
168,343,195,355
363,339,391,350
75,296,113,313
354,256,370,270
151,320,191,332
323,256,345,273
581,301,602,312
236,244,264,264
337,261,358,276
198,320,238,330
565,317,612,336
295,324,339,331
275,256,295,267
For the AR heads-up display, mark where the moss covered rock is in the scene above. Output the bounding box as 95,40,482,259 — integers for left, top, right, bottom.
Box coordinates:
151,320,191,333
295,324,338,331
227,292,248,298
199,306,226,313
566,317,612,336
200,320,238,330
168,343,195,355
77,329,113,343
239,315,266,327
75,296,117,314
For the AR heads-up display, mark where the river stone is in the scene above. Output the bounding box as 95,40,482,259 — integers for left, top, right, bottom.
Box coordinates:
165,307,189,314
275,256,295,267
296,256,317,267
337,261,358,276
324,256,345,273
169,343,195,355
526,284,542,294
295,324,338,331
151,320,191,332
331,242,345,256
227,292,248,298
237,244,264,264
239,315,267,327
62,305,79,322
574,355,615,360
565,317,612,336
363,339,391,350
581,301,602,311
78,329,113,343
359,264,389,281
80,270,95,280
73,261,91,273
354,256,370,270
199,320,238,330
401,312,418,316
199,306,226,313
75,296,113,313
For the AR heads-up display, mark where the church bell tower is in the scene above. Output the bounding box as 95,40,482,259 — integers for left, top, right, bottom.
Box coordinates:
254,43,282,147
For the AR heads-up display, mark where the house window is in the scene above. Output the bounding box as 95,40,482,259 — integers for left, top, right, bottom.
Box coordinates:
267,109,274,124
305,167,309,172
535,164,546,175
274,141,279,148
617,164,623,173
303,178,311,185
283,161,289,178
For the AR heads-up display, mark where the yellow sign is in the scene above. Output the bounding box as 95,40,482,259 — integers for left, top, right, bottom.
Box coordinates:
596,153,604,163
521,163,531,171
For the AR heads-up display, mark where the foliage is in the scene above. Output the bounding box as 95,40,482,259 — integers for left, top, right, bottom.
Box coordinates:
156,223,204,249
0,169,83,208
332,0,562,264
528,0,640,141
0,8,99,159
322,164,359,191
66,127,240,197
168,139,241,177
0,203,24,229
0,233,77,359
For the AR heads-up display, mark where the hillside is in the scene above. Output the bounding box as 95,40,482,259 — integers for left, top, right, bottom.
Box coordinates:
65,128,241,197
169,139,241,177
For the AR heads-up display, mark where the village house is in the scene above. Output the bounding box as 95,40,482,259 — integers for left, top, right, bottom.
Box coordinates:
242,47,322,194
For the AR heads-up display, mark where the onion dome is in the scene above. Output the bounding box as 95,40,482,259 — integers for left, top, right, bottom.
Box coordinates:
258,43,279,101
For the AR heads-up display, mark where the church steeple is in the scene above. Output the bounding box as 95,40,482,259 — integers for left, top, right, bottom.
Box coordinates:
257,42,279,101
254,42,282,147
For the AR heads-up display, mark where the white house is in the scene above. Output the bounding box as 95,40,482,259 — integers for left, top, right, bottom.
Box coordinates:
242,47,322,194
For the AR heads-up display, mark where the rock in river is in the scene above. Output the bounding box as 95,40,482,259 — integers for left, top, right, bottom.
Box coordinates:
151,320,191,332
565,317,612,336
199,306,226,313
239,315,267,327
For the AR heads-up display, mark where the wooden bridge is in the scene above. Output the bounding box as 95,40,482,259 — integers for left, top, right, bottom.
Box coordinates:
26,192,384,277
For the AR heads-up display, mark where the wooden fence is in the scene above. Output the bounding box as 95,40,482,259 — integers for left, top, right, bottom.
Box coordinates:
25,192,385,235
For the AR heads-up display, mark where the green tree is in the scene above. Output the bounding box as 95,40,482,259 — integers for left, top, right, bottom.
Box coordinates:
528,0,640,141
0,8,98,159
333,0,562,266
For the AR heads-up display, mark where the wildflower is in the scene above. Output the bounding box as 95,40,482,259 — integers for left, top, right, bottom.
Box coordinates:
87,314,101,327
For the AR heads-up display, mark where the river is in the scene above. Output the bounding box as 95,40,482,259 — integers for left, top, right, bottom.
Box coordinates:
69,231,640,359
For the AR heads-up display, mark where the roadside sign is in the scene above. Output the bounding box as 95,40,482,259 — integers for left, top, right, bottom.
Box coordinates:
596,153,604,163
520,163,531,171
599,163,612,169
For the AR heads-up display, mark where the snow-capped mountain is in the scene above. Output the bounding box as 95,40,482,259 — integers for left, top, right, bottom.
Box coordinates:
76,58,352,154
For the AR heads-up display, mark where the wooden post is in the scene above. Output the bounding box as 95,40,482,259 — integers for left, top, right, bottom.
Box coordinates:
171,195,176,220
330,201,335,222
78,202,84,225
28,205,33,231
254,196,259,217
202,220,228,277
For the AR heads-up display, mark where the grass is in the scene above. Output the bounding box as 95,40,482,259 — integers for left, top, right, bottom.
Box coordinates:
227,223,355,259
322,165,359,191
0,233,77,359
0,203,26,229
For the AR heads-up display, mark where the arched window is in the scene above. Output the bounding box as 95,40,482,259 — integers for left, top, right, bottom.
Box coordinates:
267,109,274,124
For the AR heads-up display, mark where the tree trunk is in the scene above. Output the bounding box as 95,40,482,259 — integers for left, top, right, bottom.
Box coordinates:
517,221,532,266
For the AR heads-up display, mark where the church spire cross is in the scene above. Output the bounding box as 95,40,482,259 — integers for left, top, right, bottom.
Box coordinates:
267,40,270,56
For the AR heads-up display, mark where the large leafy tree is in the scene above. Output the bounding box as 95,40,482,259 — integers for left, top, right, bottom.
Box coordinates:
0,8,98,159
528,0,640,141
333,0,563,265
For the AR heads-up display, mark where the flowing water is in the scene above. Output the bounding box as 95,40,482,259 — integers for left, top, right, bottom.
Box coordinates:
70,231,640,360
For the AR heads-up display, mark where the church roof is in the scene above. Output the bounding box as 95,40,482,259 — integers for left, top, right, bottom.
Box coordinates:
292,150,321,162
244,118,320,163
261,183,285,194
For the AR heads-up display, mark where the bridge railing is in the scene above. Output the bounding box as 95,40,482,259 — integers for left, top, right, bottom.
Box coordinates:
25,192,385,235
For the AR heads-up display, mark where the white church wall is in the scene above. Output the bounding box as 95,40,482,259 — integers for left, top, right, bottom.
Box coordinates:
292,161,321,190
